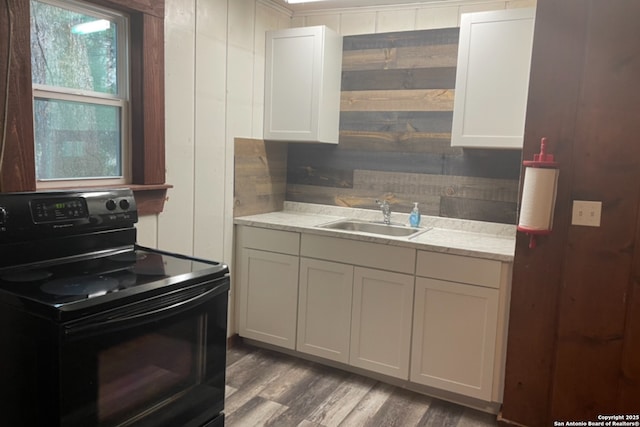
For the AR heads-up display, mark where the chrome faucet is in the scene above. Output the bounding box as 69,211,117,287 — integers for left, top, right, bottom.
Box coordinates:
375,199,391,225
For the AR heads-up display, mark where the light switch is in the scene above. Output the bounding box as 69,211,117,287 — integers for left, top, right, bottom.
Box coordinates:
571,200,602,227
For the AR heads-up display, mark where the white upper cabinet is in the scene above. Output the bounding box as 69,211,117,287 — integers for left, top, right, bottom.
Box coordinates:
264,26,343,144
451,8,535,149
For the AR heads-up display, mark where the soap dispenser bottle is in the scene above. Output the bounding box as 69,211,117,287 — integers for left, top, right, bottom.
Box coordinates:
409,202,421,227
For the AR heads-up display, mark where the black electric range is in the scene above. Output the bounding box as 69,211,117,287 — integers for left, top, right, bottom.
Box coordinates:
0,188,229,427
0,188,228,321
0,244,228,322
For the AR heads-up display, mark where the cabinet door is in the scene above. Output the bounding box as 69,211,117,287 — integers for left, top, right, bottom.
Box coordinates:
451,8,535,148
264,26,342,143
238,249,299,349
350,268,414,379
410,277,499,400
297,258,353,363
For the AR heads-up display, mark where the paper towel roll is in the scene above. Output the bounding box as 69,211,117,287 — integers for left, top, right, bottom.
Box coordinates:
518,167,559,230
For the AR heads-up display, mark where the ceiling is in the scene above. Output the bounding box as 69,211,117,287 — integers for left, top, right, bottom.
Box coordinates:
270,0,458,13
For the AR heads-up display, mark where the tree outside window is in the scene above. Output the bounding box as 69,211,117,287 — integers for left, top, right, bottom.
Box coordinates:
30,0,129,185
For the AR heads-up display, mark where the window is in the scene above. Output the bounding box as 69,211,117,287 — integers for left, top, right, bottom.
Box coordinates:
30,0,129,187
0,1,168,215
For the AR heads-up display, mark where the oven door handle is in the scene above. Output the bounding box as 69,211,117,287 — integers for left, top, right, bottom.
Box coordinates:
65,281,229,339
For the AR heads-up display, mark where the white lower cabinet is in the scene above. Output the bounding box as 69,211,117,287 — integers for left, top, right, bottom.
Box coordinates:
235,225,510,406
350,268,414,379
236,226,300,350
238,249,299,350
297,258,413,379
410,276,499,401
297,258,353,363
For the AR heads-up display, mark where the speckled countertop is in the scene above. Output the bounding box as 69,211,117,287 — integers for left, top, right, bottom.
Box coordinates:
234,202,516,262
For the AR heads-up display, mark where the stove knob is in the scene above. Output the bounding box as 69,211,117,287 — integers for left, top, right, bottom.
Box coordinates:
119,199,130,210
106,199,117,211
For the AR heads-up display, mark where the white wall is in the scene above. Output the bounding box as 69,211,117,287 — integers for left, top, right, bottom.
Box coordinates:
289,0,535,33
138,0,290,253
136,0,535,335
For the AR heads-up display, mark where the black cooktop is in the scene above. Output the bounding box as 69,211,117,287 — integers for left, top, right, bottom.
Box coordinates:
0,246,229,321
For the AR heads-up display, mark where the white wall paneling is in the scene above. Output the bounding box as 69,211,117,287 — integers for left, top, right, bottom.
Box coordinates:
339,12,377,36
194,0,228,262
305,14,340,32
415,7,459,30
160,0,197,255
287,0,538,35
376,8,418,33
151,0,535,338
135,215,158,248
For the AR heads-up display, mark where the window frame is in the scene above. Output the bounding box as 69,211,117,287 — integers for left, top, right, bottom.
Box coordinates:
0,0,169,215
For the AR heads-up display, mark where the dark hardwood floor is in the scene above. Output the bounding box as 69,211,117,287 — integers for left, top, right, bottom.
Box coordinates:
225,341,499,426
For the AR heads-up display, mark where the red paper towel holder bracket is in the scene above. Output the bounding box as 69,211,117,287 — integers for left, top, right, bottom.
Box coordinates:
517,137,559,248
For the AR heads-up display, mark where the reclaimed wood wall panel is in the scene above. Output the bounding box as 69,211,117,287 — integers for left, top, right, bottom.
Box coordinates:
338,132,453,152
342,67,457,91
342,27,460,50
288,145,445,180
234,138,288,217
443,149,522,179
341,89,454,112
440,197,517,224
286,28,521,224
341,48,398,71
341,45,458,71
352,170,518,202
339,111,453,134
339,111,454,152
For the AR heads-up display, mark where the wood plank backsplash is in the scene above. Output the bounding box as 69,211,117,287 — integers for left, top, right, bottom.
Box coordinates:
286,27,522,224
234,138,288,217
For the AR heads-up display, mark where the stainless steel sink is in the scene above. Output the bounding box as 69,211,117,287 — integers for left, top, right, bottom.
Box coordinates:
319,219,428,238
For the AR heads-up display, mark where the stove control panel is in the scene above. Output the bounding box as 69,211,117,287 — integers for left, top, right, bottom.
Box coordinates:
31,197,89,223
0,188,137,239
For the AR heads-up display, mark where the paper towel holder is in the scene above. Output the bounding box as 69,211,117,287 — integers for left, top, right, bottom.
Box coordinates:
517,137,559,249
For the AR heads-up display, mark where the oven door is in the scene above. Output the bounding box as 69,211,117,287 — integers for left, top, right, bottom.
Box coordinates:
59,277,229,427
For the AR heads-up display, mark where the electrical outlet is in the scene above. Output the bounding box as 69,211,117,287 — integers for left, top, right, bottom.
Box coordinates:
571,200,602,227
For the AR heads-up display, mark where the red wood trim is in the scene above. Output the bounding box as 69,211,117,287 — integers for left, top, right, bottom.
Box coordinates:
140,13,165,184
0,0,36,192
130,12,165,185
0,1,166,192
129,184,170,215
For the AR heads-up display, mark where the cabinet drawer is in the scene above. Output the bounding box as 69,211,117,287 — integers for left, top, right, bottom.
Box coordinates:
236,226,300,255
416,251,502,288
301,234,415,274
